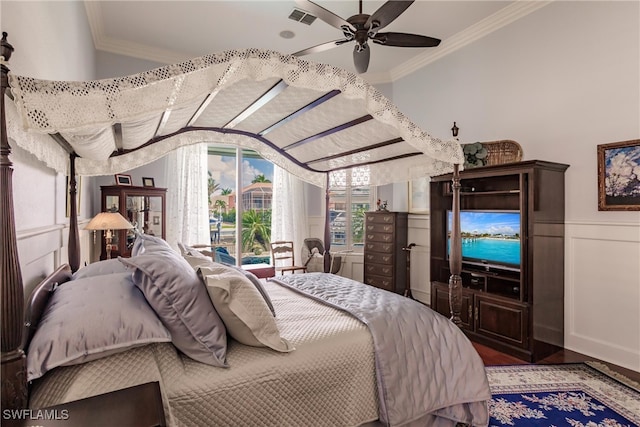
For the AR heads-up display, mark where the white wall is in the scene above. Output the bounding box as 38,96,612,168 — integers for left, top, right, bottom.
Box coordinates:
392,1,640,371
2,1,96,295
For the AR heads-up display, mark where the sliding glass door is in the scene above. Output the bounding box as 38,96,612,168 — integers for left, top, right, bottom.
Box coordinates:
207,145,274,266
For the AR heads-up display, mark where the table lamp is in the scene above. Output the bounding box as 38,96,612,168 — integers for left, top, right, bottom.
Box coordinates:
85,212,134,259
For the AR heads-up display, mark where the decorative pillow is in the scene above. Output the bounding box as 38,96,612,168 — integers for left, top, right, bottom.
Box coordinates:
177,242,210,259
182,255,276,317
72,258,129,280
119,250,228,367
198,266,292,352
26,272,171,381
132,233,173,256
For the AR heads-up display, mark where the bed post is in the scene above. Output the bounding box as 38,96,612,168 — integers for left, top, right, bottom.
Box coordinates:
323,174,332,273
449,164,463,326
68,153,80,272
0,32,29,410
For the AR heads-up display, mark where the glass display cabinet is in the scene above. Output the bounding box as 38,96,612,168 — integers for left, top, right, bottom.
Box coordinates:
99,185,167,259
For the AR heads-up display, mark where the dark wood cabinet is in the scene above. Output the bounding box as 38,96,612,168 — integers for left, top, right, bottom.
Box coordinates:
100,185,167,259
363,211,408,295
430,160,569,362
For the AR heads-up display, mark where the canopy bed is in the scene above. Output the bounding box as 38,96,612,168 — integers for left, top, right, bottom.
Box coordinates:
0,32,480,426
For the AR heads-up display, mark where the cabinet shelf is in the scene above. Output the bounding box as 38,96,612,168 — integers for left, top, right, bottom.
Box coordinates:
100,185,167,259
430,160,569,362
458,190,520,196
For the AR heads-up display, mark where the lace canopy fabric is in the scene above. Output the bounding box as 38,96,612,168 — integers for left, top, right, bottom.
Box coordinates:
6,48,464,187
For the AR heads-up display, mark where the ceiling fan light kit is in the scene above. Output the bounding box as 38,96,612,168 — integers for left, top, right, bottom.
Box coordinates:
293,0,441,74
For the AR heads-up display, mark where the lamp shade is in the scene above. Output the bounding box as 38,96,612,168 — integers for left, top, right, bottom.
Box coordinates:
85,212,134,231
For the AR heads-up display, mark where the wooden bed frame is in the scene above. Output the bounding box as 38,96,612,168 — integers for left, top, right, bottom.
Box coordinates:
0,32,463,410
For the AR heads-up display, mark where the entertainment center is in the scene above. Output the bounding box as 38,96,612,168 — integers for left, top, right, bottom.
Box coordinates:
430,160,569,362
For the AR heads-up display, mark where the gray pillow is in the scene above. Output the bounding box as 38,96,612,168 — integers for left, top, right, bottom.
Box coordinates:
182,255,276,317
119,251,228,367
26,272,171,381
132,233,173,256
198,266,292,352
72,258,129,280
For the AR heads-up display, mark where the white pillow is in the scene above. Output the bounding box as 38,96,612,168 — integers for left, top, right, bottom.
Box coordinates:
183,254,276,317
198,266,293,353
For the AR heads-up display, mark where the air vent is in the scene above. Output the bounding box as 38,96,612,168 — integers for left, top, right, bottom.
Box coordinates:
288,8,316,25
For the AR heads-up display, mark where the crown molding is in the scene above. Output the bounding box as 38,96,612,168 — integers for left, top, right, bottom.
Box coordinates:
84,1,190,65
84,1,552,82
389,1,553,82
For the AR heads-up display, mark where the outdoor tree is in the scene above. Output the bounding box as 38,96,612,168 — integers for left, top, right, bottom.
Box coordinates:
252,174,271,183
214,199,227,216
242,209,271,253
207,171,220,207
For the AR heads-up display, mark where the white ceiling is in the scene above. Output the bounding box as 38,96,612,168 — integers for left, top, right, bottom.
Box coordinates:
85,1,550,84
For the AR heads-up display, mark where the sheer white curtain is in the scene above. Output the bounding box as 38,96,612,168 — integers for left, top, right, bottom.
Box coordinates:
165,144,210,248
271,165,308,261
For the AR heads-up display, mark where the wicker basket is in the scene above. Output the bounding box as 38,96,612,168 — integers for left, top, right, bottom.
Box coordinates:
462,140,523,168
483,140,523,165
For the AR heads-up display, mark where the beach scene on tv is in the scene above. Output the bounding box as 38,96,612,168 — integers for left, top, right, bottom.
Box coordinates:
447,210,521,267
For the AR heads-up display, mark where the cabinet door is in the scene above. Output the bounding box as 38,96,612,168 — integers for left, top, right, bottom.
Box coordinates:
126,195,164,238
475,294,528,348
431,283,473,330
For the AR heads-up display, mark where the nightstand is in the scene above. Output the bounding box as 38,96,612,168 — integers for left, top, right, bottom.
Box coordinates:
3,382,165,427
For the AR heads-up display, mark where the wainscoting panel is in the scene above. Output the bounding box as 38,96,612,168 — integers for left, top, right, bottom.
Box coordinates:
565,221,640,372
17,222,92,299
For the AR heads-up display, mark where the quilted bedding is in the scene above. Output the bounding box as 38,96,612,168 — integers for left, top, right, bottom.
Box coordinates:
272,273,491,427
30,279,379,426
29,273,489,427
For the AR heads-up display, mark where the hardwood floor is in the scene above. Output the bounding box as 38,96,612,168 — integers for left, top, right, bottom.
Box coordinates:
473,342,640,384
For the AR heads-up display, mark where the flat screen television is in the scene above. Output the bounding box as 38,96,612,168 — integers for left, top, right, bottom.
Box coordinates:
447,210,521,271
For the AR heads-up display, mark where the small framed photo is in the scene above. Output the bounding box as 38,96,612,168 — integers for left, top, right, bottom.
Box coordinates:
115,174,132,186
153,215,160,225
142,177,155,187
597,139,640,211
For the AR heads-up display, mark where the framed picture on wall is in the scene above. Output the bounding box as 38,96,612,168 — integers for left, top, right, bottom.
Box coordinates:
115,174,132,186
409,178,429,213
597,139,640,211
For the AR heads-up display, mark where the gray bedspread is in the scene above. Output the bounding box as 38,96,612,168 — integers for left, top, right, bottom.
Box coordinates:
271,273,491,427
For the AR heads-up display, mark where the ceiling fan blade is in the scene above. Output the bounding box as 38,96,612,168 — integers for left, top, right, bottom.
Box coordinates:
353,45,370,74
365,1,414,33
292,39,351,57
372,32,441,48
295,0,355,33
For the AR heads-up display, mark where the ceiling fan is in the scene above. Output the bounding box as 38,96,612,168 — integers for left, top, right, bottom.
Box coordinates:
292,0,441,74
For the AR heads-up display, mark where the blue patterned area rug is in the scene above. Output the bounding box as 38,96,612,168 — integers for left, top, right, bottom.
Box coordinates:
485,362,640,427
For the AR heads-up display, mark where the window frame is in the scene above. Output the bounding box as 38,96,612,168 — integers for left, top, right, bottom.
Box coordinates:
328,174,376,253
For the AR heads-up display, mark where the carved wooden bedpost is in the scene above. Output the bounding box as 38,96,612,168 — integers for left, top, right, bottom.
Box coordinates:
68,153,80,272
0,32,28,410
449,164,463,326
323,174,332,273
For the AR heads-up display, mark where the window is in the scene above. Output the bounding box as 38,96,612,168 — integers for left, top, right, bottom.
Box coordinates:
207,145,274,264
328,168,374,251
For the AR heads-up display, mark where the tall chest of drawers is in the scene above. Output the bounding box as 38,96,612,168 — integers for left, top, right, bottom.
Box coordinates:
363,211,408,294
